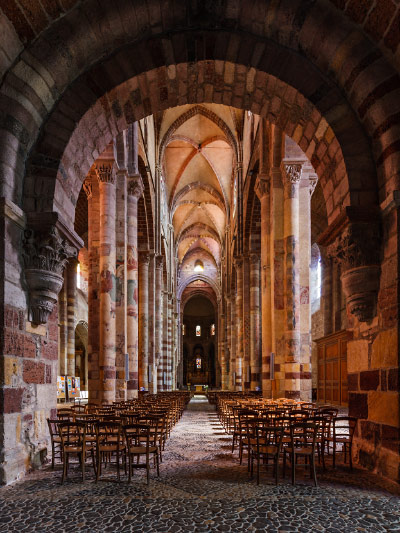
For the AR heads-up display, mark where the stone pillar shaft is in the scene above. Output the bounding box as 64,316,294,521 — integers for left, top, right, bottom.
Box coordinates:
282,162,302,400
155,256,163,391
126,176,143,399
115,170,127,401
220,313,227,389
138,252,150,391
249,254,261,390
86,176,101,402
58,280,68,376
235,257,244,391
255,175,273,398
148,253,156,393
230,295,236,389
66,260,77,376
97,164,117,404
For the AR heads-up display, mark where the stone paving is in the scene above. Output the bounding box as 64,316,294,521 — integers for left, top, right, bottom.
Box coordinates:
1,395,399,532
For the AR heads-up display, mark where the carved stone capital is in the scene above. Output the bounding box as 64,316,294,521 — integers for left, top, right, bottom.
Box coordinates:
331,221,381,322
83,178,92,199
233,255,243,269
341,266,380,322
23,225,78,325
138,250,151,265
308,173,318,196
128,174,144,198
281,161,302,198
155,254,164,270
281,162,302,184
249,253,260,266
332,222,380,271
254,175,270,200
95,161,115,184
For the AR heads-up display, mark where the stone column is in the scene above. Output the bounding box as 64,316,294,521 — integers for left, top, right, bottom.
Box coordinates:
86,176,101,402
96,161,117,404
115,169,127,402
281,161,302,400
166,293,173,390
298,172,316,401
58,279,68,376
155,255,164,391
234,256,244,391
255,174,273,398
225,295,232,389
126,175,143,399
249,253,261,390
230,293,237,389
138,251,150,391
243,255,251,390
66,259,77,376
219,312,227,389
148,252,156,393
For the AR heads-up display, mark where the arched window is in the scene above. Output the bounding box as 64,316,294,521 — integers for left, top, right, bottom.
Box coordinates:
196,325,201,337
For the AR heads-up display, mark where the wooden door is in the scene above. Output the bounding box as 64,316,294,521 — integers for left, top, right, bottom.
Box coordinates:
315,330,351,406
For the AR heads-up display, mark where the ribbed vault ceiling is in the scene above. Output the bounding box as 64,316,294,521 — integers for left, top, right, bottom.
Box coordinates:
161,104,238,273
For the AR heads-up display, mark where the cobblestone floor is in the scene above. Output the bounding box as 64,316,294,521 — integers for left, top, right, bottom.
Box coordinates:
1,395,399,532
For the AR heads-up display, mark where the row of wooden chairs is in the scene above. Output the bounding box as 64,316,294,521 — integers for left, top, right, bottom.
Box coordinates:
49,392,191,483
231,410,357,485
48,419,162,484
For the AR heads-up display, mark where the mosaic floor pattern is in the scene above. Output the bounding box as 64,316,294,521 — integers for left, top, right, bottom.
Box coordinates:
1,395,399,532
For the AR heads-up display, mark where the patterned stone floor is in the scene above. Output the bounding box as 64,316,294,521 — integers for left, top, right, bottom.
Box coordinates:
1,395,400,532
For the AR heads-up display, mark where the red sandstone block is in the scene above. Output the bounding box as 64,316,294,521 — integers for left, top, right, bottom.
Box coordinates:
24,335,36,358
4,306,22,329
348,373,359,391
360,370,380,391
41,339,58,360
1,387,24,414
23,360,45,384
388,368,398,391
4,329,24,355
349,392,368,419
45,364,52,384
381,424,399,452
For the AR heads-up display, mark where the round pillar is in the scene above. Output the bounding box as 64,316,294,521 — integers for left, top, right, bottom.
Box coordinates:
126,175,143,399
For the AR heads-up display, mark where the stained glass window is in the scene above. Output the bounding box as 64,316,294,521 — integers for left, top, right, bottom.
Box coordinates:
196,358,202,369
182,324,185,336
196,325,201,336
211,323,215,336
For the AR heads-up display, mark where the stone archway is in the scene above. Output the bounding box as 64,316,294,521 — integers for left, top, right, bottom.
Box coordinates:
1,0,399,485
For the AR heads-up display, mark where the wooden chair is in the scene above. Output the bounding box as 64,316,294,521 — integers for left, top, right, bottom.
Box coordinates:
250,425,284,485
326,416,357,469
47,419,63,468
57,409,74,421
71,404,86,414
123,424,160,484
232,408,257,455
283,422,319,486
58,421,96,483
95,421,126,482
309,415,331,469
